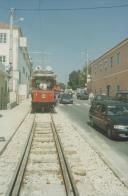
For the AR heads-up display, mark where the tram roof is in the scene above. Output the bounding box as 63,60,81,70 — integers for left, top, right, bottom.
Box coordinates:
32,70,56,78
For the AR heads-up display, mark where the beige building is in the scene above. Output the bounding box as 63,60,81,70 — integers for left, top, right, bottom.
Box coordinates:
89,38,128,96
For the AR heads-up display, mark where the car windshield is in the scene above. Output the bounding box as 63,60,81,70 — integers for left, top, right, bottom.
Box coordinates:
95,95,110,100
63,94,72,99
117,93,128,98
107,105,128,115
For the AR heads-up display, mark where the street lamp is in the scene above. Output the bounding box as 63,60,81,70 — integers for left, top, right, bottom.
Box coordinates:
86,51,91,83
9,8,15,72
86,52,88,82
81,50,90,84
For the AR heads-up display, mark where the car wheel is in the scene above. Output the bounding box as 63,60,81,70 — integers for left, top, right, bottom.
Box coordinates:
90,117,95,127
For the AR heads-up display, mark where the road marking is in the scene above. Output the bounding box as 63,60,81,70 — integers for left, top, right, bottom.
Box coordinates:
84,103,90,107
75,103,80,106
58,103,90,107
59,104,64,106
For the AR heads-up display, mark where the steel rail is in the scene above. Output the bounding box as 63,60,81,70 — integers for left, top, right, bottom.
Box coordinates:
5,114,36,196
50,113,79,196
0,108,31,156
6,113,79,196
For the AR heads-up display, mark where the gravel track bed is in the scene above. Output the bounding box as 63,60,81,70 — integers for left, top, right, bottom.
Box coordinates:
0,110,128,196
0,114,34,195
53,109,128,196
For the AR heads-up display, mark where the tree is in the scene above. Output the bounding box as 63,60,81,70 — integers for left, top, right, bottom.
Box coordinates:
67,60,92,90
68,71,78,90
68,70,85,90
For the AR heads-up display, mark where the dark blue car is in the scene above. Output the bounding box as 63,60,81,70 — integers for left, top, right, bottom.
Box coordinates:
59,93,73,104
89,100,128,139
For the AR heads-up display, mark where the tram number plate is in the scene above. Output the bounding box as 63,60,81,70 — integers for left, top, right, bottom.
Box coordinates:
42,94,46,99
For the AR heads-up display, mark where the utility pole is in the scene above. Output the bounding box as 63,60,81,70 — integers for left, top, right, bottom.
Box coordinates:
81,50,89,84
9,8,15,73
8,8,24,107
7,8,15,108
86,51,89,83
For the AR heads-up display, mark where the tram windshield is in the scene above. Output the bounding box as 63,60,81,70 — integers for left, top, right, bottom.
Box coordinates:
32,78,55,90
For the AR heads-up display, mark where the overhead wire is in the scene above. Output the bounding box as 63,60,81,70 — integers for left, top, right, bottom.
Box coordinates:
15,4,128,12
37,0,44,66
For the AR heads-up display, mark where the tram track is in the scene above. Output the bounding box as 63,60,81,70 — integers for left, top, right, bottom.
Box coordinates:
6,113,79,196
1,111,128,196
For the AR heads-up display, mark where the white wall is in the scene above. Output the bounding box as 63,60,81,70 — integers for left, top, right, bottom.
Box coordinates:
0,25,31,105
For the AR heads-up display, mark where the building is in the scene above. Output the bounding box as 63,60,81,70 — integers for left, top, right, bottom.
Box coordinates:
0,63,8,109
0,23,32,108
89,38,128,96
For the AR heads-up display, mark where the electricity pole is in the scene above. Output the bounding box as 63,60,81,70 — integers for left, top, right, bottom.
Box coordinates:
86,51,89,83
9,8,15,73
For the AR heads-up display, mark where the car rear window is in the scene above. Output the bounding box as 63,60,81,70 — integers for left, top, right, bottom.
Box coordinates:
63,94,72,98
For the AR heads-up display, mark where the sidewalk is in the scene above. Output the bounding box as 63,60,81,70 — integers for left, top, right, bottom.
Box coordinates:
0,99,31,151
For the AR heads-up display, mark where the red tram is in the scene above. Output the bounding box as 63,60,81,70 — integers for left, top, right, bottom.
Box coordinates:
31,66,57,112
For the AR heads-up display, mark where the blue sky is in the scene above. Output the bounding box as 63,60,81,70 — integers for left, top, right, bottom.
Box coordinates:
1,0,128,83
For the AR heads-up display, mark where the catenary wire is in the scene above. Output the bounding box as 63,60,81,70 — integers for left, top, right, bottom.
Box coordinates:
14,4,128,12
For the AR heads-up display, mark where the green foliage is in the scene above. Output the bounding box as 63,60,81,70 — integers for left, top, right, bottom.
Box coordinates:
67,62,91,90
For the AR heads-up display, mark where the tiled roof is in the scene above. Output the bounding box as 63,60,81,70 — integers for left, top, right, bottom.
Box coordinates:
0,23,10,29
0,22,18,29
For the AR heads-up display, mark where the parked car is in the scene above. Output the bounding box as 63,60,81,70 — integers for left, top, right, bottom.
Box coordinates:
58,92,64,98
115,91,128,102
93,94,114,102
89,100,128,139
90,94,114,105
77,89,88,99
59,93,73,104
76,88,82,98
77,92,89,100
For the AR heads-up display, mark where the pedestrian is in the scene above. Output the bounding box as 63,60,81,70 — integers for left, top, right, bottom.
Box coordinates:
39,81,47,90
89,92,94,104
47,81,51,90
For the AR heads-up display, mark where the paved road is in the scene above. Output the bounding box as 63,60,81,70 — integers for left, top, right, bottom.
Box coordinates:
57,96,128,186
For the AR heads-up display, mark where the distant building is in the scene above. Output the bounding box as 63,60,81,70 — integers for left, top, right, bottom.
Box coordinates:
0,22,32,108
0,63,8,109
89,38,128,96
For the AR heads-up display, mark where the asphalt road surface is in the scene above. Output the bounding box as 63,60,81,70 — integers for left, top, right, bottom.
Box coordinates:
57,96,128,186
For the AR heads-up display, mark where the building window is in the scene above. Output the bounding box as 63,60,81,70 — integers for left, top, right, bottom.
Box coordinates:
104,60,107,71
116,52,120,64
100,88,102,94
0,56,6,64
99,64,102,72
116,85,120,92
110,56,113,67
106,85,111,96
0,33,7,43
19,71,21,84
23,67,25,74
